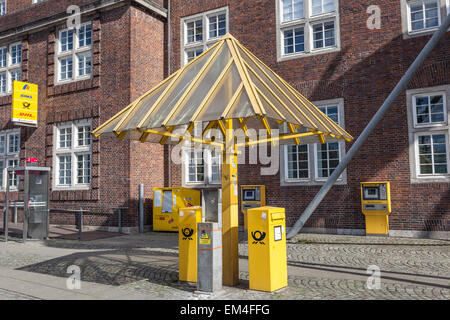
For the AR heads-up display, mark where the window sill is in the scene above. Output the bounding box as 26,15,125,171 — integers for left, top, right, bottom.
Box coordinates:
278,46,340,62
404,27,440,39
53,186,91,192
281,179,346,187
411,176,450,184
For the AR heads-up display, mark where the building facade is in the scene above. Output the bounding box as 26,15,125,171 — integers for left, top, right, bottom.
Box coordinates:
0,0,167,233
0,0,448,237
168,0,449,238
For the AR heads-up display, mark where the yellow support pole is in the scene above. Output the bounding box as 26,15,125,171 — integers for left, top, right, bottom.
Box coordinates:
222,119,239,286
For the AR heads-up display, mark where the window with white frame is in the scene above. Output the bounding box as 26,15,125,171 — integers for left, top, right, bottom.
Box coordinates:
56,23,92,83
401,0,448,37
181,7,229,66
277,0,340,61
33,0,45,3
0,42,22,95
408,0,440,32
0,1,5,16
407,87,450,182
53,120,92,189
0,130,20,190
282,99,346,185
183,147,222,186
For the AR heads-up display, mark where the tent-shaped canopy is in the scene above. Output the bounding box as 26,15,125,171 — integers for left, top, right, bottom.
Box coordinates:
93,34,352,147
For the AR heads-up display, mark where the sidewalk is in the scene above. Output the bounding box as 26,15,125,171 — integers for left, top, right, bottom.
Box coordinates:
0,232,448,300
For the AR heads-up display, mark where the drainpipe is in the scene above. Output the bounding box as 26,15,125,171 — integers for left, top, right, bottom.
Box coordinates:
287,13,450,240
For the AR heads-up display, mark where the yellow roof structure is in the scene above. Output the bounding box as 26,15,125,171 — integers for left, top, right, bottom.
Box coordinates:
93,33,353,146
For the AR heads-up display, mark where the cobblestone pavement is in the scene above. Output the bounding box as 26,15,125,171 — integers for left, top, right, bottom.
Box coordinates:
0,232,448,300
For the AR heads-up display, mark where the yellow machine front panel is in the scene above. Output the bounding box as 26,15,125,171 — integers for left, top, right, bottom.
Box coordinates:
241,185,266,230
247,206,287,292
361,182,391,235
178,207,202,282
153,187,200,232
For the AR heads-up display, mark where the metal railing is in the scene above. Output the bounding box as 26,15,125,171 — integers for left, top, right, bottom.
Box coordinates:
1,204,129,241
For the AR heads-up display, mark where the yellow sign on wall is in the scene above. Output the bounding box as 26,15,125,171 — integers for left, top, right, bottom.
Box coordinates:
12,81,38,126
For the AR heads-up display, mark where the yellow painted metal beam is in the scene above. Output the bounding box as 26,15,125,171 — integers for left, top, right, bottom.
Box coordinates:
253,86,287,122
141,129,223,148
116,132,127,141
221,83,244,119
236,131,316,147
217,120,226,137
222,118,239,286
162,42,225,126
159,126,174,145
226,38,264,116
140,132,150,143
288,122,300,145
190,58,234,122
260,116,271,137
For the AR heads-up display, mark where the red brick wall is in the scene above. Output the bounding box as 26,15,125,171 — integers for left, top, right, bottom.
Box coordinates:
128,5,166,226
0,2,167,229
168,0,450,232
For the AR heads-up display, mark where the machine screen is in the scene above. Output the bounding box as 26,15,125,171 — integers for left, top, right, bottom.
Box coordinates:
363,187,379,200
243,189,256,201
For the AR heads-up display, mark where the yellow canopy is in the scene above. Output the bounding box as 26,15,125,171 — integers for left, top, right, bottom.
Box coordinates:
93,33,353,146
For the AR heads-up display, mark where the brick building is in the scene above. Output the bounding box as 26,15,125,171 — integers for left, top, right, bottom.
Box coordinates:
1,0,449,238
0,0,167,233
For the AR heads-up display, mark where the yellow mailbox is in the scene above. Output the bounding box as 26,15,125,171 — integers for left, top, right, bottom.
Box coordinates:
361,182,391,236
241,185,266,230
153,187,200,232
178,206,202,282
247,206,287,292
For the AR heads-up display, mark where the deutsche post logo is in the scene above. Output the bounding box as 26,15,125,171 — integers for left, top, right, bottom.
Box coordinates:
23,102,31,109
251,230,266,245
182,228,194,240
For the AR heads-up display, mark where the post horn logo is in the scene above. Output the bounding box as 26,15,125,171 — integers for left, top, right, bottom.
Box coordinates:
23,102,31,109
182,228,194,240
251,231,266,245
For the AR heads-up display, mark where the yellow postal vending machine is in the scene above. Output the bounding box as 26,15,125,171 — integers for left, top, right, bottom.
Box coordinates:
241,185,266,230
178,206,202,282
153,187,200,232
361,182,391,236
247,206,287,292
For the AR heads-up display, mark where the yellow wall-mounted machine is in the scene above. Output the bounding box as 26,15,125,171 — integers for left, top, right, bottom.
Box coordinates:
361,182,391,236
241,185,266,230
153,187,201,232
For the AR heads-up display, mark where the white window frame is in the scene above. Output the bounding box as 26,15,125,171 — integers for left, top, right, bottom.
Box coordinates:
276,0,341,62
0,42,22,95
0,129,20,191
53,119,92,190
407,85,450,183
281,98,347,186
401,0,448,38
180,6,229,66
55,22,92,84
182,147,222,187
412,92,447,128
414,132,450,177
32,0,45,3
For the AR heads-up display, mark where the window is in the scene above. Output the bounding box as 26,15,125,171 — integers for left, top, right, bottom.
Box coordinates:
402,0,447,37
54,120,92,189
407,86,450,182
408,0,440,32
183,147,222,186
181,7,229,66
281,99,346,185
56,23,92,83
413,93,446,126
0,130,20,190
416,133,448,175
286,145,309,180
32,0,45,3
0,42,22,95
277,0,340,61
0,1,5,16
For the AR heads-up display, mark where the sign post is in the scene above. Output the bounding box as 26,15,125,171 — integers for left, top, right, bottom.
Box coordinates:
12,81,38,127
